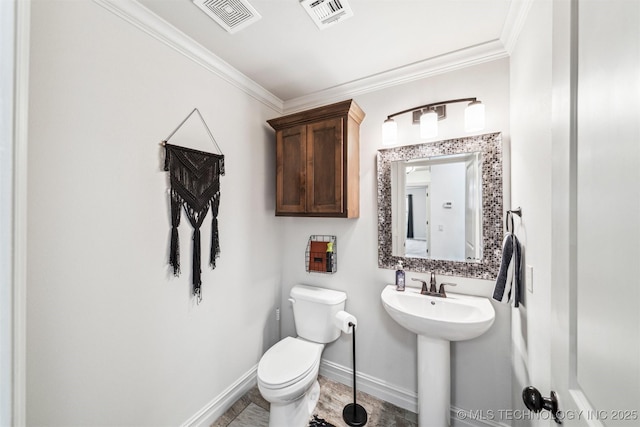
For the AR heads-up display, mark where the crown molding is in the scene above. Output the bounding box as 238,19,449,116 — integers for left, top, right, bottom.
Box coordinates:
93,0,532,116
500,0,535,54
284,0,534,113
283,39,509,114
93,0,284,113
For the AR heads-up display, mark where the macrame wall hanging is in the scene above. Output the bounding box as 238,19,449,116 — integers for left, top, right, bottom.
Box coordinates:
162,108,225,302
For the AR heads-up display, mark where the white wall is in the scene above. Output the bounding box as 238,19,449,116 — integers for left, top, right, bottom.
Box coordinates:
509,1,553,425
26,1,281,425
279,59,513,417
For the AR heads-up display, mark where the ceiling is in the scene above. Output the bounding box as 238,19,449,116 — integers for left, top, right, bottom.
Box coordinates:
137,0,523,108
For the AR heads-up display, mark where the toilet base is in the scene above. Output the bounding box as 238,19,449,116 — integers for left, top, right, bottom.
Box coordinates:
267,380,320,427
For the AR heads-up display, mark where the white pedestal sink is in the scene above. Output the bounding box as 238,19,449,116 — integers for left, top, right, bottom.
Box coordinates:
381,285,495,427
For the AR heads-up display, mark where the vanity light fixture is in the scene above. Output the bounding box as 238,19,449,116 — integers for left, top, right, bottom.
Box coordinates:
464,100,485,132
381,97,485,145
420,107,438,139
382,118,397,145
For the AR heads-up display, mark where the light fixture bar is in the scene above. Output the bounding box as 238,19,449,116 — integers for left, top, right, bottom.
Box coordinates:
381,97,484,146
384,97,477,120
412,105,446,124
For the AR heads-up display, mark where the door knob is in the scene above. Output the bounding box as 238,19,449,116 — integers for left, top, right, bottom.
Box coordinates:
522,386,562,424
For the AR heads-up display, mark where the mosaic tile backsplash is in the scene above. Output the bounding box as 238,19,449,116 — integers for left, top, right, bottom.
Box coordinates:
377,132,504,280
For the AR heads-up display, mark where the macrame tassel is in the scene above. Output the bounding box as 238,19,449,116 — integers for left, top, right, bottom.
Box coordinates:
170,226,180,275
218,156,226,176
210,217,219,269
163,142,170,170
192,227,202,298
209,204,220,269
210,195,221,269
169,191,182,276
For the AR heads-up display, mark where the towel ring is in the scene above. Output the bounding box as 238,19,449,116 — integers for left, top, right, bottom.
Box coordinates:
506,208,522,233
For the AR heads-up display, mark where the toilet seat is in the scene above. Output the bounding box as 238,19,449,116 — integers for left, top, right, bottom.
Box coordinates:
258,337,323,390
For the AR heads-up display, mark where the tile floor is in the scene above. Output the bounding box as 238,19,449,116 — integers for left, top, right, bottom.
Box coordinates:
211,375,418,427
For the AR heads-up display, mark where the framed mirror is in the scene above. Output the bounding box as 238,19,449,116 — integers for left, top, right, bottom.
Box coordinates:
377,132,503,279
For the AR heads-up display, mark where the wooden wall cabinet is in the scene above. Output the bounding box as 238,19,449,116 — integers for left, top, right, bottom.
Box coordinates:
267,100,365,218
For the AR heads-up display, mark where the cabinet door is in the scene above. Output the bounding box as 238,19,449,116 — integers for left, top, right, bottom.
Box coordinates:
276,125,306,214
306,118,343,214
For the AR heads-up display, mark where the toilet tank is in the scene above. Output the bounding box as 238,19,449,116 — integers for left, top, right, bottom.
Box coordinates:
290,285,347,344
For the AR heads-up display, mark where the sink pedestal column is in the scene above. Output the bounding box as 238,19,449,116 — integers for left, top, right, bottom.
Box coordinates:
417,335,450,427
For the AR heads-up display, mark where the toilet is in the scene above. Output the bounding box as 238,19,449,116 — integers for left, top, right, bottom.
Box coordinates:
257,285,347,427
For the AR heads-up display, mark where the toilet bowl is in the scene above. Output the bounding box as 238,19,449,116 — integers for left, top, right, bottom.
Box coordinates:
258,337,324,426
257,285,347,427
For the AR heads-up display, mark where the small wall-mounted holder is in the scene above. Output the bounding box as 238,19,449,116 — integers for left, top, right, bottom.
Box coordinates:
506,207,523,233
306,235,337,274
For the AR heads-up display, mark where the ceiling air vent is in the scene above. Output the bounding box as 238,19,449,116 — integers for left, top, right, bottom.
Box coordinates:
193,0,261,34
300,0,354,30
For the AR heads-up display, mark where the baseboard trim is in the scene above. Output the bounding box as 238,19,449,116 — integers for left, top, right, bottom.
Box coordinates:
182,359,510,427
319,359,510,427
319,359,418,413
181,364,258,427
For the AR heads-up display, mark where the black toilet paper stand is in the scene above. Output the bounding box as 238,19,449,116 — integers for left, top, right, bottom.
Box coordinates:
342,322,368,426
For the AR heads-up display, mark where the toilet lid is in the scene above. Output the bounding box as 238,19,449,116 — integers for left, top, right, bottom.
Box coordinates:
258,337,322,389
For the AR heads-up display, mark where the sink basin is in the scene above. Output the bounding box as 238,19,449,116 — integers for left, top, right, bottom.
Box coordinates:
381,285,495,341
381,284,496,426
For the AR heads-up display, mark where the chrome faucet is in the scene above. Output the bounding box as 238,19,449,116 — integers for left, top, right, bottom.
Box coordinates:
412,274,457,298
429,272,437,293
